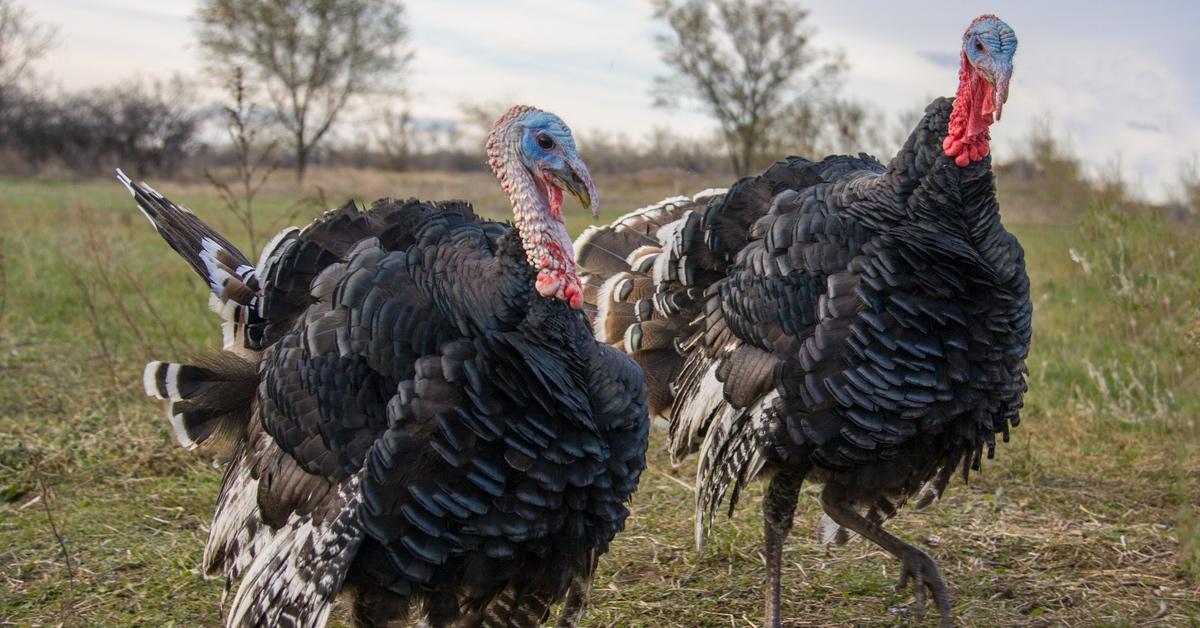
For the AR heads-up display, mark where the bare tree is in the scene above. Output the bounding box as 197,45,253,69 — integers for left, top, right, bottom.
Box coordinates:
0,0,56,87
196,0,413,181
652,0,845,175
98,77,204,177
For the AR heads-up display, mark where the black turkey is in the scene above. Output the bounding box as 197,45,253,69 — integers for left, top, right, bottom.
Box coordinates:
128,105,649,627
575,15,1027,627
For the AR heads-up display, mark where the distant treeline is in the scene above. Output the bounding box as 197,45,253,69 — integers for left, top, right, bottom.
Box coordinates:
3,78,1188,222
0,85,894,181
0,80,206,178
0,80,731,180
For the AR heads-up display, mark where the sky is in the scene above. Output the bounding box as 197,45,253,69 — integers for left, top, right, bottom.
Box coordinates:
28,0,1200,202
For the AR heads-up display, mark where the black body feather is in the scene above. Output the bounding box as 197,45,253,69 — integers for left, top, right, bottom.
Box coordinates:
576,98,1032,623
131,186,649,627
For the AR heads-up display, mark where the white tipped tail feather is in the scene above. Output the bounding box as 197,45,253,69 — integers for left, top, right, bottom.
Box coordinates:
117,169,267,357
140,355,257,454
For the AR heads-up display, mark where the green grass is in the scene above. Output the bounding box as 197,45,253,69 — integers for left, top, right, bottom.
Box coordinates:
1,170,1197,626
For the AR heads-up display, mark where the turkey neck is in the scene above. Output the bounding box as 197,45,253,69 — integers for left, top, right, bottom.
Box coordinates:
487,129,578,292
875,98,1018,280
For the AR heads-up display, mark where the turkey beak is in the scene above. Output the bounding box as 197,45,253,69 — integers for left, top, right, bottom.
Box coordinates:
989,62,1012,122
551,157,600,219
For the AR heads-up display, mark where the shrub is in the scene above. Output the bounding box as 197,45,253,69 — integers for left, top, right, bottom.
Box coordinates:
0,77,204,178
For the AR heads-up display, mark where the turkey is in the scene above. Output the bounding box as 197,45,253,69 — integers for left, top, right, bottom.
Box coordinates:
125,105,649,627
575,15,1027,627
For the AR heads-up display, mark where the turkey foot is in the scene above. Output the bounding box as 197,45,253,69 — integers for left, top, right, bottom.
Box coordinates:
820,484,954,627
895,547,952,627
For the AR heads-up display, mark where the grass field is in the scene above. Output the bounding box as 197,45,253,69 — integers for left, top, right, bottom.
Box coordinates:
1,169,1197,626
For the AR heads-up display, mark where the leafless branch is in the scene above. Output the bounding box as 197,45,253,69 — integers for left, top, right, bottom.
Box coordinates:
34,462,74,579
61,255,126,431
76,208,154,359
0,0,57,87
0,234,8,325
203,67,282,259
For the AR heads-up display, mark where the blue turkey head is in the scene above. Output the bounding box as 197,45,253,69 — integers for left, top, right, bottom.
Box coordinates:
514,109,599,219
962,14,1017,121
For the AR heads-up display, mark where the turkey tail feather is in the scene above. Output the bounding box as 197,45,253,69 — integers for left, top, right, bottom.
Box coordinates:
693,392,777,550
143,353,257,453
575,191,726,416
118,169,269,353
226,472,366,628
117,169,256,300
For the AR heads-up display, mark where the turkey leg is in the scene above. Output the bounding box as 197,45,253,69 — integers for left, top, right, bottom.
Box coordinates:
762,468,805,628
820,484,953,627
555,573,592,628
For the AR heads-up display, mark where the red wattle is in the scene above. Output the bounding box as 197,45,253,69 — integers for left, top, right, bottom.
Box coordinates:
532,240,583,309
944,54,995,167
535,271,562,297
561,279,582,309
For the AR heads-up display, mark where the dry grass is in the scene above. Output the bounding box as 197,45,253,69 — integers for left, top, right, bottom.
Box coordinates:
0,170,1197,626
586,437,1199,626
